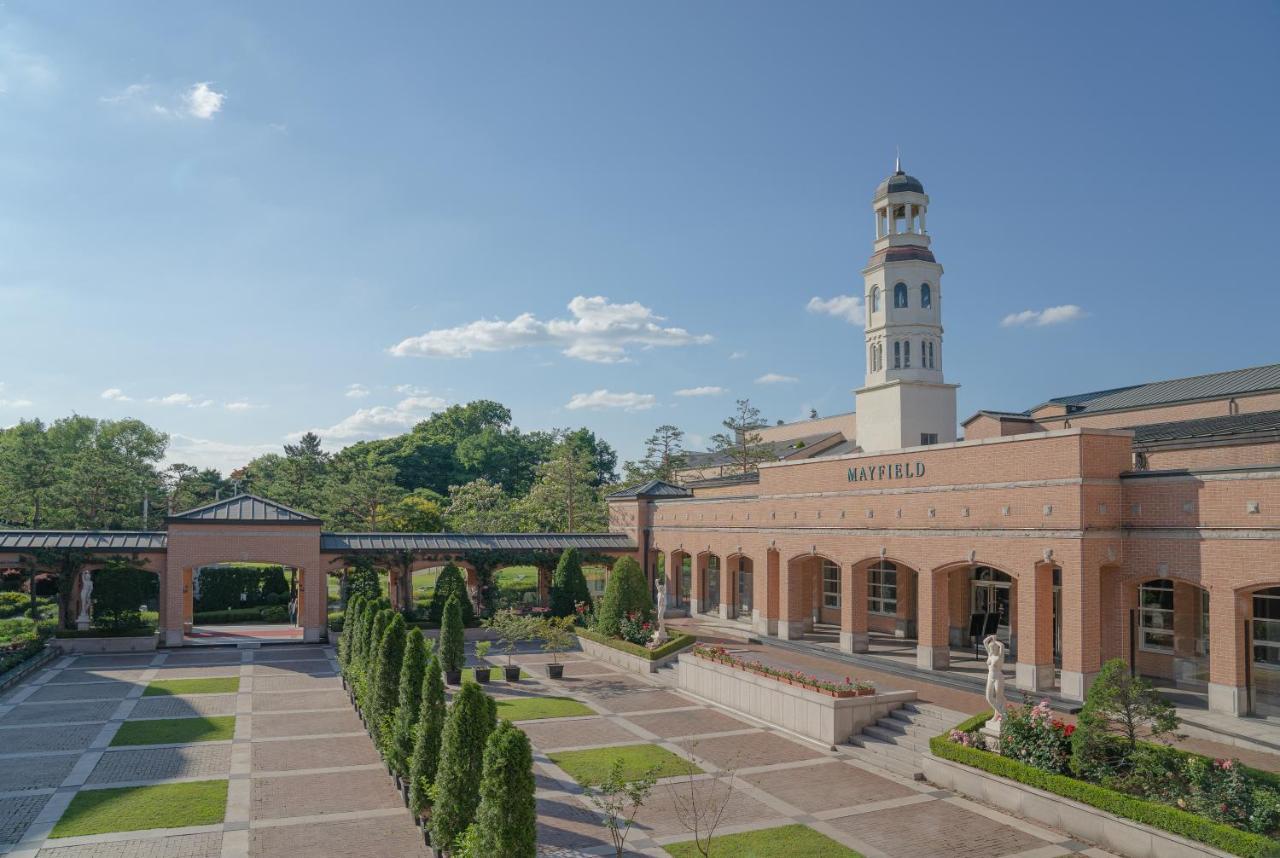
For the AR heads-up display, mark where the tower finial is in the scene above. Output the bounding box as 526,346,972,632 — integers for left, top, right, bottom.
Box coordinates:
895,145,901,174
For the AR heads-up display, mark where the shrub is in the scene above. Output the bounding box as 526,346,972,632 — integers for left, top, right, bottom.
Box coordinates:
259,605,288,623
430,681,498,851
371,614,407,743
594,557,650,638
483,608,537,665
616,612,652,646
359,608,393,711
345,560,381,604
90,566,157,632
473,720,537,857
389,627,427,776
428,563,475,626
0,592,31,619
338,595,366,671
575,627,694,660
440,594,465,674
1071,658,1179,781
1000,699,1073,774
549,548,591,618
409,652,446,816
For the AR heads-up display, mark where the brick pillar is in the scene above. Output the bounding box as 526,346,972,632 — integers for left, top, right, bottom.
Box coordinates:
537,566,550,606
1060,564,1102,700
387,568,400,612
1208,588,1248,716
691,555,705,615
841,562,869,653
917,569,950,669
778,557,809,640
758,549,779,636
301,566,326,643
898,568,918,639
719,559,732,620
1016,563,1056,692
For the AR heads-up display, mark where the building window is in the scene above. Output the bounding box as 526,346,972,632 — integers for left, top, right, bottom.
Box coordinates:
920,433,938,445
871,286,881,313
921,283,932,308
868,562,897,615
1254,588,1280,669
903,340,911,367
1139,580,1175,653
894,282,908,308
822,559,840,609
893,341,901,368
926,341,935,368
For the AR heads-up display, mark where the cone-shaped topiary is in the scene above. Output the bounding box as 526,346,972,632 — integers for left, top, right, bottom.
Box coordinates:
408,651,446,817
440,593,465,674
594,556,651,638
388,627,428,775
360,607,393,712
473,720,536,857
549,548,591,617
346,598,373,700
338,594,365,673
430,681,498,851
428,562,475,625
371,613,407,745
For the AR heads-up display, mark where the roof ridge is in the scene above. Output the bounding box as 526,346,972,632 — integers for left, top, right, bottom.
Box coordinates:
168,492,321,522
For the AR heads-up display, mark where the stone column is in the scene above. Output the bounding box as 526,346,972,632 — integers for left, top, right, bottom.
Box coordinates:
888,204,897,235
917,569,951,669
1060,564,1102,701
920,207,927,233
841,562,869,653
1208,588,1249,716
1016,563,1057,692
719,559,733,620
777,557,809,640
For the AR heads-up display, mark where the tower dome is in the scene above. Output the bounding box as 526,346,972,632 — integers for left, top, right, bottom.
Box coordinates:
874,169,925,197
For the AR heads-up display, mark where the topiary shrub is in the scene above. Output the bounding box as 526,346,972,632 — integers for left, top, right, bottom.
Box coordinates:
473,720,536,857
430,681,498,852
338,595,366,672
359,607,393,712
428,563,475,626
593,557,651,638
371,613,407,744
409,651,446,817
345,560,381,605
440,594,465,674
549,548,591,618
90,565,158,632
389,627,428,776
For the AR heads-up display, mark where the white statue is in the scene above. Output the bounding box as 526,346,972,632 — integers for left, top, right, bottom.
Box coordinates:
983,634,1007,733
76,569,94,628
650,582,669,647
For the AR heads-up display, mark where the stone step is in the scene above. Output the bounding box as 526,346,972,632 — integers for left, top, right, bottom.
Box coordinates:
885,709,956,735
895,701,968,724
875,716,941,741
862,724,930,752
846,733,925,780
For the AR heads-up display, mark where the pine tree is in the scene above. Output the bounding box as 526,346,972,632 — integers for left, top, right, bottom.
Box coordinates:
428,562,475,625
440,594,465,675
595,556,652,637
549,548,591,617
474,721,537,857
389,627,428,775
409,652,446,817
338,594,365,673
431,681,498,851
371,613,407,744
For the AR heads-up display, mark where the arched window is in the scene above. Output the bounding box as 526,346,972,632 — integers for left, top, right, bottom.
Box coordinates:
1139,580,1175,653
903,340,911,368
927,341,934,368
868,561,897,615
894,283,908,308
921,283,932,308
893,341,901,368
821,560,840,609
871,287,881,313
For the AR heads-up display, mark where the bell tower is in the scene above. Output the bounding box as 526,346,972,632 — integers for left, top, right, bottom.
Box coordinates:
855,160,958,452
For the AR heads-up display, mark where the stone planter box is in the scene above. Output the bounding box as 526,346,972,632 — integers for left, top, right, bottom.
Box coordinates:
52,634,158,654
676,655,916,746
923,754,1234,858
576,633,685,675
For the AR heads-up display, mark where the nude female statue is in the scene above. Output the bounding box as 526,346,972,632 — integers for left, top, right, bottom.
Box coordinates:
983,634,1007,725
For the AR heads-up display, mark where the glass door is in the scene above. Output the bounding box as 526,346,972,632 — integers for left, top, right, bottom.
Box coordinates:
737,559,753,618
704,556,720,614
678,556,692,610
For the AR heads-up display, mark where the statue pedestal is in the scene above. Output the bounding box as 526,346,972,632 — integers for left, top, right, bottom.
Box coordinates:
979,718,1001,752
76,619,91,631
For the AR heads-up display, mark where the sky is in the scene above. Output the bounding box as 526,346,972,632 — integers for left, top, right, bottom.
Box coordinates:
1,2,1278,474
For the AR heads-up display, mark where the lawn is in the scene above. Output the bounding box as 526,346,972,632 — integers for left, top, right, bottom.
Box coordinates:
111,716,236,747
51,780,228,837
495,695,594,721
143,677,240,696
663,824,861,857
549,743,700,785
462,667,529,682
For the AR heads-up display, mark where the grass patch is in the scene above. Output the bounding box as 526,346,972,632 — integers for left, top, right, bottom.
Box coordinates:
495,695,594,721
51,780,228,837
549,742,700,785
143,677,240,696
663,824,861,857
462,667,529,682
111,716,236,747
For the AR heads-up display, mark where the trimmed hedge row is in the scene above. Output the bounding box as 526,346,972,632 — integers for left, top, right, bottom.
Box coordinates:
192,607,288,624
930,714,1280,857
575,627,694,660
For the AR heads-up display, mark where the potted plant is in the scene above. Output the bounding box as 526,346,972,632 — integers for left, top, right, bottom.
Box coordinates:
538,615,575,679
483,608,531,682
473,640,492,684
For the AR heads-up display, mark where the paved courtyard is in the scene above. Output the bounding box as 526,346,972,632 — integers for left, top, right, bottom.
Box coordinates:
1,642,1122,857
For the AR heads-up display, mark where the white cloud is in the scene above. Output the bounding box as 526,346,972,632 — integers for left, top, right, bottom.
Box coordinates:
99,83,149,104
674,386,726,397
345,384,370,399
565,390,657,411
184,82,224,119
294,394,447,443
756,373,798,385
1001,305,1085,328
100,388,132,402
150,392,194,406
729,351,746,360
0,44,55,96
165,434,279,474
389,296,712,364
0,384,32,409
224,402,252,412
807,294,865,325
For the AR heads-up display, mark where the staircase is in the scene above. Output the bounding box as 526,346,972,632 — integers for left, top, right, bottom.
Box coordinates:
847,702,967,780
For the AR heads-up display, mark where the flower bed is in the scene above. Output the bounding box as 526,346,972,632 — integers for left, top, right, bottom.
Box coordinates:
691,645,874,698
575,628,694,675
576,627,694,661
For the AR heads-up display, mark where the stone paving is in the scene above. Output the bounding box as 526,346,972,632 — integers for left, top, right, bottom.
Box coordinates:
0,640,1129,858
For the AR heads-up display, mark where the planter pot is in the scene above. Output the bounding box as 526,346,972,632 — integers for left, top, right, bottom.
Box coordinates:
474,667,491,684
444,669,462,685
503,665,522,682
545,663,564,679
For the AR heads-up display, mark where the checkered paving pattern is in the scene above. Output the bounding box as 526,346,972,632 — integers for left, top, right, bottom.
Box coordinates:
130,693,238,720
86,744,232,784
0,754,78,792
0,794,50,845
36,832,223,858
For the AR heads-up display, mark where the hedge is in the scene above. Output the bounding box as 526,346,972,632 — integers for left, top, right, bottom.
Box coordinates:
53,627,156,639
192,607,283,624
930,715,1280,857
1,635,47,674
575,627,695,660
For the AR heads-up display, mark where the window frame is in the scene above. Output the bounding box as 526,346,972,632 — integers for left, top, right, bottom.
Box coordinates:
1254,588,1280,670
921,283,932,308
867,561,898,616
871,286,881,313
894,282,908,308
893,341,901,368
1139,580,1175,654
821,559,840,609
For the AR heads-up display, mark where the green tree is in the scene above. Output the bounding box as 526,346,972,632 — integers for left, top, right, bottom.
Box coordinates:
389,627,428,775
431,681,498,852
519,434,607,532
359,607,393,710
371,613,407,743
409,652,447,816
473,721,537,857
339,594,366,673
1070,658,1180,781
595,557,651,637
428,562,474,625
622,424,687,485
440,594,465,674
584,759,660,858
323,451,405,530
549,548,591,617
708,399,775,475
0,419,57,527
446,478,518,532
387,491,445,532
89,562,157,631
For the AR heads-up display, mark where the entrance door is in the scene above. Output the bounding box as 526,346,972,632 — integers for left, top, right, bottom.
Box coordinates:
678,556,692,610
972,567,1012,645
704,556,720,614
1253,587,1280,715
737,559,753,618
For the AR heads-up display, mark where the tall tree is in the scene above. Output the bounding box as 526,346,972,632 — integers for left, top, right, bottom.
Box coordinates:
409,651,447,817
708,399,775,475
622,424,687,485
323,452,405,530
473,721,537,857
445,478,518,532
0,419,56,527
520,435,606,532
431,681,498,852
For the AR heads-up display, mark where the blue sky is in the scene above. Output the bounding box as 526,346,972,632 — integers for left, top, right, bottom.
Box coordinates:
2,2,1278,473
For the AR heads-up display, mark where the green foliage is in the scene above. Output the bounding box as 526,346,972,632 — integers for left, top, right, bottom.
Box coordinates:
193,565,288,612
708,399,775,475
446,478,519,532
473,721,537,857
431,681,498,851
549,743,699,786
440,594,466,673
389,627,427,776
575,627,695,660
427,563,474,625
1071,658,1179,781
594,556,650,638
409,652,447,816
338,595,365,671
344,559,381,604
50,780,228,838
370,613,407,743
584,757,659,858
999,699,1073,774
89,565,158,632
663,824,861,858
549,548,591,617
359,608,392,709
537,615,577,663
483,608,539,664
0,592,32,618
